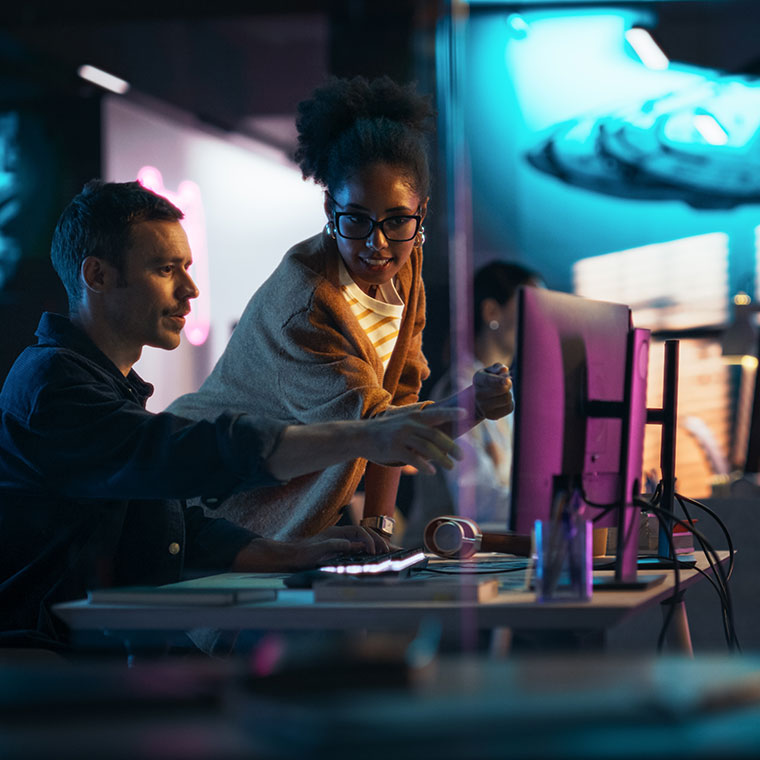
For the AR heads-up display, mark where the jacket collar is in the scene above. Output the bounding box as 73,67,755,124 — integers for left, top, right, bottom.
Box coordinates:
35,312,154,403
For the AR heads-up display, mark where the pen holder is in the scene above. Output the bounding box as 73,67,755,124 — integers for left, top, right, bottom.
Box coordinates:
534,515,592,602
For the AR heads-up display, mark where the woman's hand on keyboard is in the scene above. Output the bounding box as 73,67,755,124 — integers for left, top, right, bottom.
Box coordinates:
317,525,389,554
232,525,386,572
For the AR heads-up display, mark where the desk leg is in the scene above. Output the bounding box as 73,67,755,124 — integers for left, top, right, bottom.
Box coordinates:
489,628,512,658
660,593,694,657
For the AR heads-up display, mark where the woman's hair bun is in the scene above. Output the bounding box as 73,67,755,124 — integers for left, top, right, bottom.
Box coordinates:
295,75,434,188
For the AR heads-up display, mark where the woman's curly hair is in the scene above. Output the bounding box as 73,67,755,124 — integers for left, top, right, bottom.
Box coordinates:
295,75,435,196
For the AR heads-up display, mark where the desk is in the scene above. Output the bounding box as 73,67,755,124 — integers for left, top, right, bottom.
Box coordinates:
53,552,728,654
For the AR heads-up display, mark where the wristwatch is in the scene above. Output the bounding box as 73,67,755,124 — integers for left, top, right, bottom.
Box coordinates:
360,515,395,537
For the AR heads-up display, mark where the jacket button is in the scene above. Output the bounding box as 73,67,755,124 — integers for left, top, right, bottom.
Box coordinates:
168,542,181,555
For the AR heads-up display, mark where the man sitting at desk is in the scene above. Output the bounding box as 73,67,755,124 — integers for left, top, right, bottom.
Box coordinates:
0,180,461,647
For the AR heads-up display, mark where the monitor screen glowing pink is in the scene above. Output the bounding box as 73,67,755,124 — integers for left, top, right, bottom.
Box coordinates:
509,288,650,581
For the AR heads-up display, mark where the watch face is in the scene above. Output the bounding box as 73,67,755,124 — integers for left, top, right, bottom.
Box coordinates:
363,516,394,535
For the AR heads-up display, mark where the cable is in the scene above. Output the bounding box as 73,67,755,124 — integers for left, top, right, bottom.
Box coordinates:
634,484,738,651
675,493,735,581
672,496,737,649
420,565,529,576
582,483,739,652
679,499,741,651
642,499,740,652
649,514,680,653
686,564,737,651
641,504,726,613
674,495,740,652
673,499,738,649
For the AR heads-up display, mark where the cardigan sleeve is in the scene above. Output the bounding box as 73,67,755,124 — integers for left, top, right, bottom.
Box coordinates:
392,275,429,406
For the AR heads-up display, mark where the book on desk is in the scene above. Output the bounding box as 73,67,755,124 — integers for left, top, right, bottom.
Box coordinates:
312,575,500,603
87,584,277,606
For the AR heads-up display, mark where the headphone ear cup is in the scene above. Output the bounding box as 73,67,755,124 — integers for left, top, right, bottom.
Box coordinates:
424,516,482,559
424,517,531,558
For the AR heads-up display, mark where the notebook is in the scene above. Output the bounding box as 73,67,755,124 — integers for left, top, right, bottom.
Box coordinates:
87,584,276,606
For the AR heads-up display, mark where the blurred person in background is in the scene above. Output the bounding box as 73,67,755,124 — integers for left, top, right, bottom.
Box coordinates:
403,261,544,546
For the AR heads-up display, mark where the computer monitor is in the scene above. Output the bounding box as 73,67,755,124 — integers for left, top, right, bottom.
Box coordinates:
509,287,651,584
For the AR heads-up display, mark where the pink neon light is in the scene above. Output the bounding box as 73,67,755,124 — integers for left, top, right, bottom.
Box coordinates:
137,166,211,346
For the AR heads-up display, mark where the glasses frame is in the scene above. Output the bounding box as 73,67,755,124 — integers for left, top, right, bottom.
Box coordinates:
331,206,423,242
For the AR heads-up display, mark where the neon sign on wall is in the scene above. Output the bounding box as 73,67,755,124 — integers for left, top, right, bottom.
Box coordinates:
137,166,211,346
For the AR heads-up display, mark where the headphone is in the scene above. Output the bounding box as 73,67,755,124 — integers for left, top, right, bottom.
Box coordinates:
423,516,532,559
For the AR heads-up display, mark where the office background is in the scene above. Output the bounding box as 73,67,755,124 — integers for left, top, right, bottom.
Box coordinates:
1,0,759,500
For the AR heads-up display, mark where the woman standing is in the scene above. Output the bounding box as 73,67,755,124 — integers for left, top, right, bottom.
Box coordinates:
169,76,512,542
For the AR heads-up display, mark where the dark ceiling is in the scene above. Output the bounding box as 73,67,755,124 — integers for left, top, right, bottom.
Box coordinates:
1,0,758,153
0,0,432,153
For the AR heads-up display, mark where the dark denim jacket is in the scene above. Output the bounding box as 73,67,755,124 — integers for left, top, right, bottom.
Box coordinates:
0,313,285,643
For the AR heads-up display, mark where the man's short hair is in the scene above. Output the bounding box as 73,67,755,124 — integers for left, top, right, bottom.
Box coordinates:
51,180,184,307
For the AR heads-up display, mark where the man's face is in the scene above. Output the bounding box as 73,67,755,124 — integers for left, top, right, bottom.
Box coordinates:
106,220,199,353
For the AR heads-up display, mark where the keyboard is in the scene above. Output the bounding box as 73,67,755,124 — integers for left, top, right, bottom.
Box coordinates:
318,547,428,576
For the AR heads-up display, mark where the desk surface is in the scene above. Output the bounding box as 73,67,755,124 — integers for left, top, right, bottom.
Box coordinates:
53,552,728,638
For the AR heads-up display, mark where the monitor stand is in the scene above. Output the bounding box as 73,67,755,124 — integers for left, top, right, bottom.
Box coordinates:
636,554,697,569
591,553,693,589
597,339,681,592
592,571,666,591
592,554,696,571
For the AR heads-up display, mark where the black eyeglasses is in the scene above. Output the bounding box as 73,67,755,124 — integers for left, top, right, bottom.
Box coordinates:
329,198,422,242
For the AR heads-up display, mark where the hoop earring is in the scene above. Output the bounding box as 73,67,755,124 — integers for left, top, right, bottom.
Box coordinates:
324,221,336,239
415,226,426,247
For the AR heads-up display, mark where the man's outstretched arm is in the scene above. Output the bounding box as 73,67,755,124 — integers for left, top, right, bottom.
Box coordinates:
265,405,464,481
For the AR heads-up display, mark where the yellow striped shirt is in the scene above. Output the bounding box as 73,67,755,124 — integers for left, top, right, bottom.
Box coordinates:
338,258,404,372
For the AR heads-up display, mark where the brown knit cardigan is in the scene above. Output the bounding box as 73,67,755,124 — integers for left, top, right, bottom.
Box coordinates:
168,231,429,539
